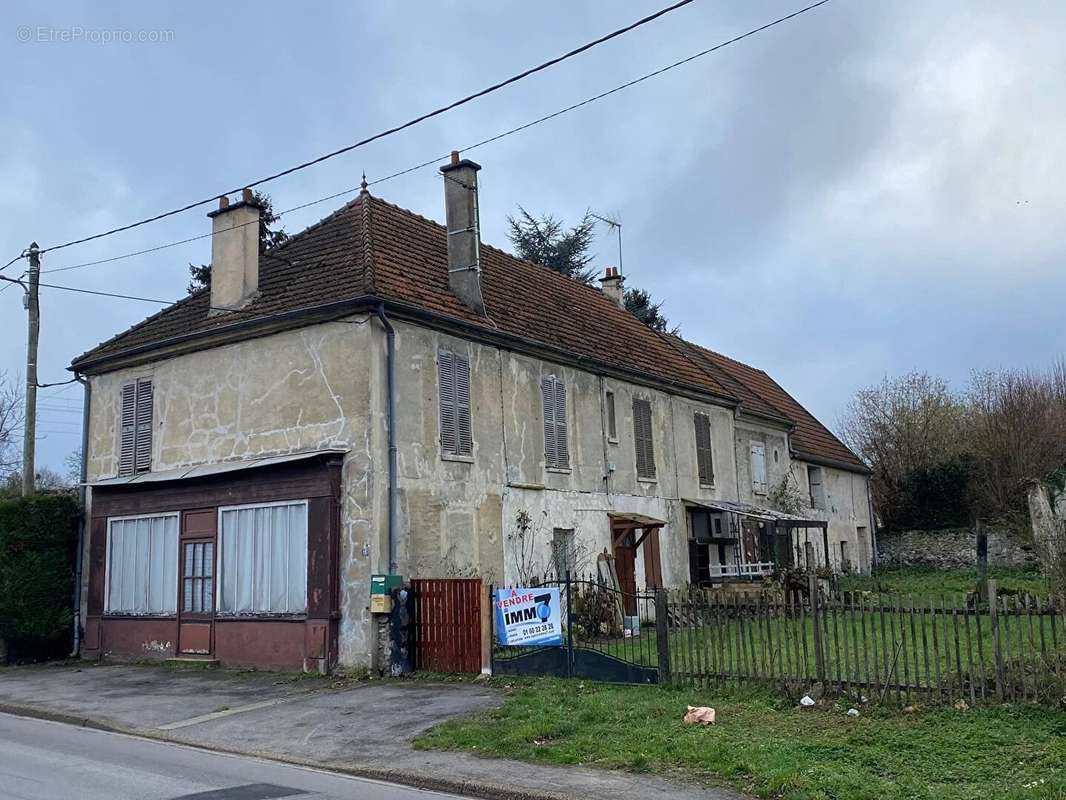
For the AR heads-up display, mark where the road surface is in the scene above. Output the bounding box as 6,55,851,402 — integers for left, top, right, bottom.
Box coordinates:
0,712,465,800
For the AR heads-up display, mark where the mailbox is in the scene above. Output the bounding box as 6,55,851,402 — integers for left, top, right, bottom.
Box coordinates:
370,574,403,614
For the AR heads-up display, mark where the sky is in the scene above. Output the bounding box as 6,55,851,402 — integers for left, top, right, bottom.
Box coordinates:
2,1,1064,474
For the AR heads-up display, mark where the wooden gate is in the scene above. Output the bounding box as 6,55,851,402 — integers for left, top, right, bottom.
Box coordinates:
411,578,483,673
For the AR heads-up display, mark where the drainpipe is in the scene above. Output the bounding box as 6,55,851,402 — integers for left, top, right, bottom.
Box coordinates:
374,304,399,574
866,479,878,573
71,374,90,657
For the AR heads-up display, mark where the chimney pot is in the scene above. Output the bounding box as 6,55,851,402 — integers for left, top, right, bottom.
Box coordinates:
450,150,461,165
242,187,254,204
218,195,230,210
599,266,625,309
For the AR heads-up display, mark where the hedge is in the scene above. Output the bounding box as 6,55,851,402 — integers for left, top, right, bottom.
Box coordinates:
0,493,80,662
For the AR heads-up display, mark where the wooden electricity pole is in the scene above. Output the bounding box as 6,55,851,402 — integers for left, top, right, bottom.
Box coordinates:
21,242,40,496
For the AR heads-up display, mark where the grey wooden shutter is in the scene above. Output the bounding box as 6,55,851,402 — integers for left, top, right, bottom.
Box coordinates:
553,378,568,469
605,391,617,440
134,379,153,473
438,351,457,455
541,376,557,467
694,412,714,485
455,354,472,456
119,383,136,476
750,441,767,492
633,398,655,479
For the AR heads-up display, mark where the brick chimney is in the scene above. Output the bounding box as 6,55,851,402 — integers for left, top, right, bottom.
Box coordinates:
207,188,261,312
440,151,486,315
599,266,625,309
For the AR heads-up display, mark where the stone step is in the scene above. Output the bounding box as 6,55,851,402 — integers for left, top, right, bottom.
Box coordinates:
164,656,220,669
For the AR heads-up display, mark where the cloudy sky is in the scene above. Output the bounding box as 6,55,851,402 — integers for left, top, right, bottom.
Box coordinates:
2,1,1063,474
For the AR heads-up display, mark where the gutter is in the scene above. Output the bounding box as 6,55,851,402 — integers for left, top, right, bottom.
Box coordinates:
71,373,90,657
374,303,399,575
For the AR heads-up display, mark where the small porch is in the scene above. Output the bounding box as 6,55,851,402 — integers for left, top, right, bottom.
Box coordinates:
684,499,829,586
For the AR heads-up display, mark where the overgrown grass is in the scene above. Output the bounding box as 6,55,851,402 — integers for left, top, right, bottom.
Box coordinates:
415,678,1066,800
838,566,1050,599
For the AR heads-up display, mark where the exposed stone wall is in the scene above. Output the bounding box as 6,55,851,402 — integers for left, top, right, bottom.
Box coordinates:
877,526,1038,569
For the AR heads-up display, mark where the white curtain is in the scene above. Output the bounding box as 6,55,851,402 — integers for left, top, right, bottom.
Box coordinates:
219,502,308,614
106,515,178,615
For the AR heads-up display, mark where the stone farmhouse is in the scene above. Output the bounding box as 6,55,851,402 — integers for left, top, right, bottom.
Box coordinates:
72,153,873,671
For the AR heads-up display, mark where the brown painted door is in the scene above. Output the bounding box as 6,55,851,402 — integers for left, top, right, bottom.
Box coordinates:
178,510,216,656
613,528,638,616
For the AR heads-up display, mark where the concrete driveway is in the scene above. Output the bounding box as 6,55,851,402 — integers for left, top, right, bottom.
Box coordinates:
0,663,747,800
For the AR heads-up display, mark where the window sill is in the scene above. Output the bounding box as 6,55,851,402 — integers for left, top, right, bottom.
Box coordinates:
637,476,658,485
699,482,716,489
441,454,474,464
545,467,572,475
102,613,176,619
607,437,619,445
214,614,307,622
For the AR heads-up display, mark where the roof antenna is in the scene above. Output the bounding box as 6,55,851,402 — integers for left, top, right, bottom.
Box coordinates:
590,212,622,274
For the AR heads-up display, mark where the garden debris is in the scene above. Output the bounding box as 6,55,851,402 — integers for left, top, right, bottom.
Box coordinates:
799,682,825,707
953,700,970,712
683,706,716,725
800,695,816,707
847,708,860,717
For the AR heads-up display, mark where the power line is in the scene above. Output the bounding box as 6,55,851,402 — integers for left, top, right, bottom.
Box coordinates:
35,0,698,257
42,0,833,278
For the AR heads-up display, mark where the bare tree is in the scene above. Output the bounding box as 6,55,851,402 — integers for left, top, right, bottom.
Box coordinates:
838,371,969,521
966,362,1066,518
0,371,24,482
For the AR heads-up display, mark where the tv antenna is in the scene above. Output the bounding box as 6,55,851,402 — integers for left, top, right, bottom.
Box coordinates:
590,212,623,274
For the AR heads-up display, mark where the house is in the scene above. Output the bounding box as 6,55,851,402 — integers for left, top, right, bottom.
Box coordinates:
71,153,872,672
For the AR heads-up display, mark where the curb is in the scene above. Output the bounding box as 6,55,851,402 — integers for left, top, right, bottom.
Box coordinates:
0,702,572,800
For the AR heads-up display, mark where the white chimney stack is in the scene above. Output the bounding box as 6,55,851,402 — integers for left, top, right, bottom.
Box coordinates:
599,266,625,309
440,151,486,315
207,188,261,312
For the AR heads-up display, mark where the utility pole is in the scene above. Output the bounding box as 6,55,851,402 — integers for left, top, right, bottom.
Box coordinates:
22,242,40,496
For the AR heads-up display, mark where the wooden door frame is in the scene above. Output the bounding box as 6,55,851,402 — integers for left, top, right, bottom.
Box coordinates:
177,509,217,656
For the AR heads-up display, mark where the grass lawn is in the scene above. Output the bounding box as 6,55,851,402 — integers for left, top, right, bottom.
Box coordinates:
415,678,1066,800
838,566,1050,599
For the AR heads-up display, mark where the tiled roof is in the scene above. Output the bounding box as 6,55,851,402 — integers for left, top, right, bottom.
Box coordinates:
72,190,866,474
671,338,868,472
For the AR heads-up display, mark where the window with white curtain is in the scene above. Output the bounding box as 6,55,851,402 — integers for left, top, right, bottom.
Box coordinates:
106,514,179,615
218,501,308,615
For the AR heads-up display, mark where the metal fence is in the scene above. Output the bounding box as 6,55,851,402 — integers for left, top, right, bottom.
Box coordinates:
665,578,1066,705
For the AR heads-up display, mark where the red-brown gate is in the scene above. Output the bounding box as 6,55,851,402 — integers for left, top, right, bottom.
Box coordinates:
411,578,483,673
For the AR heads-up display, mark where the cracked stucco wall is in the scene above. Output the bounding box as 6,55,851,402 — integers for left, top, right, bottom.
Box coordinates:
85,317,379,667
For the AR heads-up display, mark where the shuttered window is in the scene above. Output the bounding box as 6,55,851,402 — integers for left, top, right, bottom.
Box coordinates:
119,378,153,477
605,391,617,441
694,412,714,485
750,441,768,494
438,350,472,458
633,397,656,479
541,374,569,469
808,465,826,509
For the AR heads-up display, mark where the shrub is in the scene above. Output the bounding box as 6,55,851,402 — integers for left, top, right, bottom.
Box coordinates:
0,493,80,662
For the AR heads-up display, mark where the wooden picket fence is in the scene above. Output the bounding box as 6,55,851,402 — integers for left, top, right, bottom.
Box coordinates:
664,578,1066,705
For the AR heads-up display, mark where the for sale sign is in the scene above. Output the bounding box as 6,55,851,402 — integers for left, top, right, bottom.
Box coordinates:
494,587,563,646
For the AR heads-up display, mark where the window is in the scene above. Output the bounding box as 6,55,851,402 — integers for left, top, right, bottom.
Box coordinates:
183,541,214,614
218,501,308,615
438,350,472,458
119,378,153,476
693,412,714,485
551,528,575,579
633,397,656,479
541,375,569,469
106,514,178,615
807,466,826,509
839,540,851,573
749,441,767,494
605,391,617,441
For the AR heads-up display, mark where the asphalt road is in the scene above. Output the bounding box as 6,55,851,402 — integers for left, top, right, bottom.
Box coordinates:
0,713,465,800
